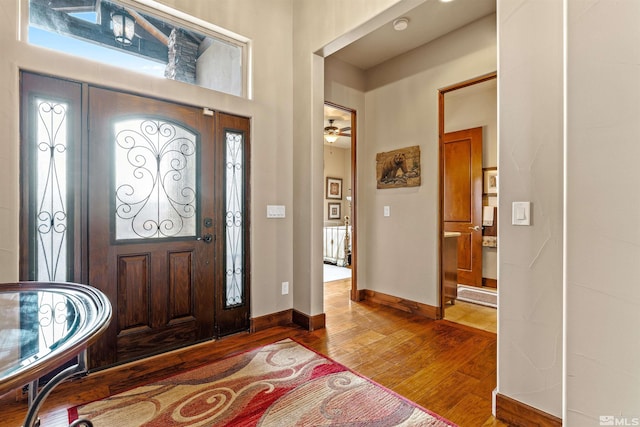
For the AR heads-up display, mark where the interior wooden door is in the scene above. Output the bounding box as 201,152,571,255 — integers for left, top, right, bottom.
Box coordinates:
443,127,483,287
87,87,218,369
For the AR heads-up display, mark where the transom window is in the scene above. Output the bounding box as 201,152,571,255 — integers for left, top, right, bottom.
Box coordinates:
28,0,248,98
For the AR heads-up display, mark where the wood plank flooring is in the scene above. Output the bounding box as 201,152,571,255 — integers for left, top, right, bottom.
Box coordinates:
0,279,508,426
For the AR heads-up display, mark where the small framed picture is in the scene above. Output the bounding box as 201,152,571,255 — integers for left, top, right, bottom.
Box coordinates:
483,168,498,195
328,202,341,220
326,177,342,199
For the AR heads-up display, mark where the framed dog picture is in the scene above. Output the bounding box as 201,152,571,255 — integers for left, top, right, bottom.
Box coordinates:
326,177,342,199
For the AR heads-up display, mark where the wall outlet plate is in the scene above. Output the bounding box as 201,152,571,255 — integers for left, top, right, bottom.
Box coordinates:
267,205,285,218
281,281,289,295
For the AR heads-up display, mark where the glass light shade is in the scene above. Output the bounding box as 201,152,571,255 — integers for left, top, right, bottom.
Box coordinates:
112,11,135,46
324,134,339,143
324,120,340,143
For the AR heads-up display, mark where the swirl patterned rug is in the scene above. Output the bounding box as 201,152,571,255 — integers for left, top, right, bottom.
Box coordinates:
68,338,457,426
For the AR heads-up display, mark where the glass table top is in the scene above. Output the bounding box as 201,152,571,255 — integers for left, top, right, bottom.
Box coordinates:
0,282,112,398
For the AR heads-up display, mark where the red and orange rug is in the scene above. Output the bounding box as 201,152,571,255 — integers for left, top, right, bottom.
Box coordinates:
69,338,457,426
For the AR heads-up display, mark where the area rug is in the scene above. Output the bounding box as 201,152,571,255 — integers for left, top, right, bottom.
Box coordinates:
323,263,352,282
68,338,456,426
456,284,497,308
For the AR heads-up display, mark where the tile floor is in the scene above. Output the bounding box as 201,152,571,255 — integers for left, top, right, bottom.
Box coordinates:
444,299,497,333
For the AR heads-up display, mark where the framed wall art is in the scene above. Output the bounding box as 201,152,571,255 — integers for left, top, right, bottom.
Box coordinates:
328,202,341,220
483,167,498,195
375,145,421,189
326,177,342,199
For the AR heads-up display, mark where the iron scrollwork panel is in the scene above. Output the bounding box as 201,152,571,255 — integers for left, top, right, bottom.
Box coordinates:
113,119,198,241
225,131,244,308
34,99,69,282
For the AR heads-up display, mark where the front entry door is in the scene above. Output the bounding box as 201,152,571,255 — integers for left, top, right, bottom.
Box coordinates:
20,73,250,371
443,127,483,287
87,88,217,368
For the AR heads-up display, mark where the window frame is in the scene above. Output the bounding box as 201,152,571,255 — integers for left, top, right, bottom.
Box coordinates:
23,0,251,99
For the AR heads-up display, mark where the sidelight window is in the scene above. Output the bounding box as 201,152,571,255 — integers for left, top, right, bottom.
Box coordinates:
26,95,76,354
33,98,71,282
225,131,244,307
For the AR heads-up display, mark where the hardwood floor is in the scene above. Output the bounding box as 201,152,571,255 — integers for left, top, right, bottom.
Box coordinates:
1,279,507,426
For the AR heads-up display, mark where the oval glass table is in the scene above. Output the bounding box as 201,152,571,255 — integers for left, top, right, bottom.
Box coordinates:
0,282,112,427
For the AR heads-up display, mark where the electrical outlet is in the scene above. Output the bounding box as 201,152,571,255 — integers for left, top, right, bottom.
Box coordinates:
267,205,286,218
281,281,289,295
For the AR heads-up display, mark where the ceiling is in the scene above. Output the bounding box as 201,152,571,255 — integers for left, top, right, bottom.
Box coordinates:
331,0,496,71
324,0,496,149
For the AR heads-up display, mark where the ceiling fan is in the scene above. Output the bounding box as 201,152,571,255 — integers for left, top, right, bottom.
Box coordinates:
324,119,351,143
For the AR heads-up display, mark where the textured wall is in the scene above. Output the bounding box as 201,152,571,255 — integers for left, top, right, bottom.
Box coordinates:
565,0,640,423
497,0,563,417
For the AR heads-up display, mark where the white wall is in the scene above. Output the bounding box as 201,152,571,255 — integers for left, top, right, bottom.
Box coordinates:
444,79,497,168
566,0,640,424
498,0,563,418
360,15,496,305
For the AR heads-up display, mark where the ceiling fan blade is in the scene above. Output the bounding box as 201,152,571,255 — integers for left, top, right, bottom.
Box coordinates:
340,126,351,132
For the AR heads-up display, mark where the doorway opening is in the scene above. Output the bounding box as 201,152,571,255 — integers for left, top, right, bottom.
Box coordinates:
439,72,497,333
322,102,358,301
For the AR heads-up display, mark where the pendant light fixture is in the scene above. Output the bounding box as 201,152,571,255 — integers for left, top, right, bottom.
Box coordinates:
324,119,340,143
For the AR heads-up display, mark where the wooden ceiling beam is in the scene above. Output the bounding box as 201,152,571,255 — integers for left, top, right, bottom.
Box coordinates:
30,1,168,63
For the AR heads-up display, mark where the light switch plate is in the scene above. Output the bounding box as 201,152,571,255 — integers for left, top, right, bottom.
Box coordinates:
512,201,531,226
267,205,285,218
384,206,390,217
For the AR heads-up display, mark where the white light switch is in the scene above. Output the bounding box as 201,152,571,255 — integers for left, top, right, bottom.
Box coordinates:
384,206,390,217
512,201,531,226
267,205,285,218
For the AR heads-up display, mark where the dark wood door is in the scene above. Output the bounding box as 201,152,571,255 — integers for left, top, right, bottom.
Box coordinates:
87,87,218,368
443,127,483,287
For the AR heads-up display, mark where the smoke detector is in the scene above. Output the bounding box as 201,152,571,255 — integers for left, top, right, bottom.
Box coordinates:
392,18,409,31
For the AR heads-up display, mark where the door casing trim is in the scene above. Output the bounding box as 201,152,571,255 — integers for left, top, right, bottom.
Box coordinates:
437,71,497,317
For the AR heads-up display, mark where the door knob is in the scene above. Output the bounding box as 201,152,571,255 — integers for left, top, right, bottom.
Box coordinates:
468,225,481,232
197,234,214,243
